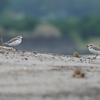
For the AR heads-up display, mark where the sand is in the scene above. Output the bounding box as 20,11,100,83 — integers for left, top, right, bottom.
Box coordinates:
0,49,100,100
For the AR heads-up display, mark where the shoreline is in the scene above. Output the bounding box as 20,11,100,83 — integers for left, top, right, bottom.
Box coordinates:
0,49,100,99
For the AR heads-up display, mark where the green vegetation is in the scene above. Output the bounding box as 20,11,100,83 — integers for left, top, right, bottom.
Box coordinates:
0,0,100,52
0,17,39,31
0,15,100,40
6,0,100,17
49,15,100,39
0,0,100,40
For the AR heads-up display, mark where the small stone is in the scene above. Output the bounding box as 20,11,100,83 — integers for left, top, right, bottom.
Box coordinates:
73,52,80,58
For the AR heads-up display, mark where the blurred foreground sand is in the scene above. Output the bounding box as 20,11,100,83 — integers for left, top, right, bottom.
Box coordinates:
0,50,100,100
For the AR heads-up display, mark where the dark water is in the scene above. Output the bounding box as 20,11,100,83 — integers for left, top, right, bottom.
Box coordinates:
3,37,89,55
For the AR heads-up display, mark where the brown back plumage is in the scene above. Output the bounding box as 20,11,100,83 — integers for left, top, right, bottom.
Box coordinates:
4,36,22,44
88,44,100,51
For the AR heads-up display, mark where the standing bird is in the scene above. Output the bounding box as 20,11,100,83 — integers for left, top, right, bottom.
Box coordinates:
87,44,100,59
4,36,22,47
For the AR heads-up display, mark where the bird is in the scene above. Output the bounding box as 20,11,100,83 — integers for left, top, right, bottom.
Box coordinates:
4,36,22,47
87,44,100,59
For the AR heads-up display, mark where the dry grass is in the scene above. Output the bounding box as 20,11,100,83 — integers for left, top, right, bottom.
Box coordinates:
0,30,4,46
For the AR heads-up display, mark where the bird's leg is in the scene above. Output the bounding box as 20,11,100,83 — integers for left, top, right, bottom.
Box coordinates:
0,30,4,46
11,46,16,51
11,46,18,52
93,54,98,59
12,46,18,51
96,54,98,58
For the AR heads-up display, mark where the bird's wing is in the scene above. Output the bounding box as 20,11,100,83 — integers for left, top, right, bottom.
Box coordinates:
6,37,18,44
92,46,100,51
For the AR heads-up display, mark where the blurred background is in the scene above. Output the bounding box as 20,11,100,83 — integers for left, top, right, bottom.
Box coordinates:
0,0,100,54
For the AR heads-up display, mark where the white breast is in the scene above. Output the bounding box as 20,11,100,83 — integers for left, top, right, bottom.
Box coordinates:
89,47,100,54
8,39,22,46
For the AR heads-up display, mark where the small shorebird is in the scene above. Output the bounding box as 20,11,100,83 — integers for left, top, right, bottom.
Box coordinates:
87,44,100,59
4,36,22,47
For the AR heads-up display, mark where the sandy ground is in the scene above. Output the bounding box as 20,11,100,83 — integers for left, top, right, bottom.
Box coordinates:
0,50,100,100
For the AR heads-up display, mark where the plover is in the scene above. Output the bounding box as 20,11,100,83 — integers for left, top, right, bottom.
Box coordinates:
4,36,22,47
87,44,100,59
